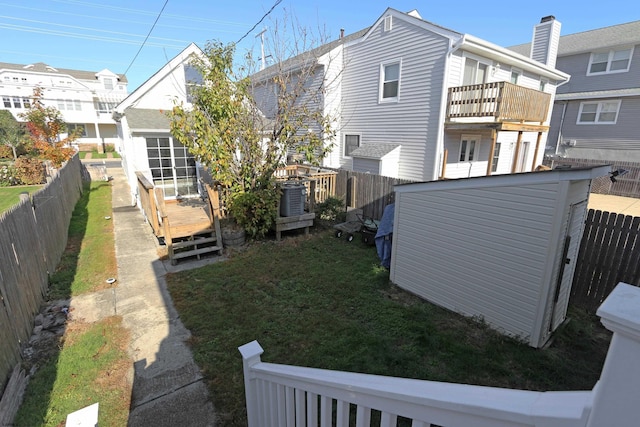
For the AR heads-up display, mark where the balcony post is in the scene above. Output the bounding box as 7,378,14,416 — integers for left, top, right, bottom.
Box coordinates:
485,129,497,176
587,283,640,427
239,340,265,427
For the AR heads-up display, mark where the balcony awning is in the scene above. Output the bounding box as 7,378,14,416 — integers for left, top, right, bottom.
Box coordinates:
444,121,549,132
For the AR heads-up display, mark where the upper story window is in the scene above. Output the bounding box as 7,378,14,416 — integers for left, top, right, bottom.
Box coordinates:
103,77,114,90
539,78,548,92
588,48,633,75
577,100,621,124
57,99,82,111
459,135,480,162
380,61,400,102
344,134,360,156
510,68,521,84
3,96,11,108
463,58,488,85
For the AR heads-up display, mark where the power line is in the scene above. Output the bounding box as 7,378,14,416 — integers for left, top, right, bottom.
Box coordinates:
236,0,283,45
123,0,169,78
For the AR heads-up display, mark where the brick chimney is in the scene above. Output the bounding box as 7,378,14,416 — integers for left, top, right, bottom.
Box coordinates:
530,15,561,68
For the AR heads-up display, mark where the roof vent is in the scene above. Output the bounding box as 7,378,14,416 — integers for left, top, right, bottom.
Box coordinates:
383,16,393,32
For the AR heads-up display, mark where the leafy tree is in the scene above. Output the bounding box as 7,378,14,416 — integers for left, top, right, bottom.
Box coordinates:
19,86,78,167
170,26,337,237
0,109,27,160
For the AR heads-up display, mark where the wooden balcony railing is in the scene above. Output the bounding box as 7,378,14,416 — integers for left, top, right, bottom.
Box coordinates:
447,81,551,124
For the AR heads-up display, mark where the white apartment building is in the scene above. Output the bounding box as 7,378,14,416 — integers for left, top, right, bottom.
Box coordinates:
0,61,128,150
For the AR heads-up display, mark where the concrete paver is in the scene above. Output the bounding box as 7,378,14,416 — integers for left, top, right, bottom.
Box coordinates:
71,161,219,426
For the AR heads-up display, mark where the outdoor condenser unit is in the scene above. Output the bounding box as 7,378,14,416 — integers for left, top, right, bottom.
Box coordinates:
280,183,306,217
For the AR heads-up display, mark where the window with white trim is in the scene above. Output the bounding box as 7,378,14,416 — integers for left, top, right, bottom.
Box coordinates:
344,134,360,156
2,96,11,108
588,48,632,75
103,78,114,90
380,62,400,101
459,135,480,162
510,68,521,84
577,100,621,124
67,123,87,137
491,142,501,172
462,57,488,85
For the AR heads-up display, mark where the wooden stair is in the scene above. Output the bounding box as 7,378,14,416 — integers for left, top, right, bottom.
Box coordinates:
154,184,224,265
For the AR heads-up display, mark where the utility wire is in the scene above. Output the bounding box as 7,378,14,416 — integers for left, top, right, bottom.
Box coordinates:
123,0,169,77
236,0,282,45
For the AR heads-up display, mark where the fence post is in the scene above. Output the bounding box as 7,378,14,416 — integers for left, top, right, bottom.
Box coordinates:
239,340,264,427
587,282,640,427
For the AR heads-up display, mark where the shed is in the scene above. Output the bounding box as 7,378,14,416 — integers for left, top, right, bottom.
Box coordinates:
389,165,611,347
350,143,401,177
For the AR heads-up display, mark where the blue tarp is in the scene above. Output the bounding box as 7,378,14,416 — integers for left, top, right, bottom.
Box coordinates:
375,204,394,269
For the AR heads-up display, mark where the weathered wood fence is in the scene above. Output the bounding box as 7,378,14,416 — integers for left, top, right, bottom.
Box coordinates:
544,157,640,198
0,155,83,393
333,169,413,220
571,209,640,311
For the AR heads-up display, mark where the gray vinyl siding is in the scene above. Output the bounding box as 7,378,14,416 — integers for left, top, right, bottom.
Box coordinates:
341,18,450,181
392,183,560,342
553,96,640,148
556,46,640,94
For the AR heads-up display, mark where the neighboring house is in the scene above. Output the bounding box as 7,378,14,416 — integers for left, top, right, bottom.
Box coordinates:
389,165,611,348
510,20,640,163
113,43,204,203
0,61,128,150
251,8,569,181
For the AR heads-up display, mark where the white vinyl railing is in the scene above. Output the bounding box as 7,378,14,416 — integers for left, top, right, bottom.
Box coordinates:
239,283,640,427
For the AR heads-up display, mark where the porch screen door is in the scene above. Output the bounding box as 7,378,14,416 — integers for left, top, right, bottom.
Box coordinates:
146,137,198,198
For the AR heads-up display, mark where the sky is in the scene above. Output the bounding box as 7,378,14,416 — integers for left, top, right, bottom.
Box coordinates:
0,0,637,91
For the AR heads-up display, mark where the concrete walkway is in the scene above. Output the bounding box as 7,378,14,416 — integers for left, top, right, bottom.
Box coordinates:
588,193,640,217
71,162,219,426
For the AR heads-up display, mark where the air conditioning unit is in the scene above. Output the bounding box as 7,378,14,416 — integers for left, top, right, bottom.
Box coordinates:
566,139,577,147
280,183,306,217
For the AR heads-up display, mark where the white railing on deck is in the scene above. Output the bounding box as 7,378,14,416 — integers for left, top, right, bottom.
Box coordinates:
239,282,640,427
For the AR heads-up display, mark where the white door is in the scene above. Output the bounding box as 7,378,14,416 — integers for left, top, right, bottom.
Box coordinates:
146,137,198,199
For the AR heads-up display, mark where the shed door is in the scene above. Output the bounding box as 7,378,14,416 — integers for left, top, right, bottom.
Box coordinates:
549,200,588,331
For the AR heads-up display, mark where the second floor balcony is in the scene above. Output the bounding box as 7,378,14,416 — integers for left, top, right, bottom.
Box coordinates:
446,81,551,127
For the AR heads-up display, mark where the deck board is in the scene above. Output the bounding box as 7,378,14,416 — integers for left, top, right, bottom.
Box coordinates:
164,200,213,238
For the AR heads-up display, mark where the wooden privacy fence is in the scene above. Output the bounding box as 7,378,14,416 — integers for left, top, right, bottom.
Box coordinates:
0,155,83,393
571,209,640,311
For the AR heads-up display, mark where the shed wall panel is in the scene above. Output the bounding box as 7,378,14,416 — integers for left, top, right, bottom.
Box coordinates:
393,182,560,342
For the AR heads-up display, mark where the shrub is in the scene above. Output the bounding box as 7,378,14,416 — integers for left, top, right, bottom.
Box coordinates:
14,157,45,185
315,196,346,222
0,145,13,159
0,164,19,186
228,188,279,239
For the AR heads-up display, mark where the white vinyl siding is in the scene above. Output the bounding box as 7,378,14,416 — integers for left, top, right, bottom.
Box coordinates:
392,183,559,343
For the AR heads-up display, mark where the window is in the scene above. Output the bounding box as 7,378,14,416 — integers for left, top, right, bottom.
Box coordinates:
67,124,87,137
344,134,360,156
12,97,20,108
578,100,621,124
539,78,548,92
22,97,30,109
74,100,82,110
97,102,117,113
459,135,479,162
57,99,66,110
463,58,488,85
3,97,11,108
491,142,501,172
510,68,521,84
103,78,114,90
380,62,400,101
588,48,632,74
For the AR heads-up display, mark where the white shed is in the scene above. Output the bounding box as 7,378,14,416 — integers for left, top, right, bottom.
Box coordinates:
390,166,610,347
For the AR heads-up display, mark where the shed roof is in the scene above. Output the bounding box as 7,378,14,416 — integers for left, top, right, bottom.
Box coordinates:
350,143,400,159
395,165,612,193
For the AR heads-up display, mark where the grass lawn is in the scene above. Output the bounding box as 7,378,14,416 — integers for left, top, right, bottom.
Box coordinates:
78,150,121,159
166,229,612,426
0,186,43,213
15,181,131,427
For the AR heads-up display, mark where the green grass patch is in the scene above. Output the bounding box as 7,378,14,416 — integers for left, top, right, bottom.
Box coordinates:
49,181,118,298
0,186,43,213
166,231,612,426
78,151,121,159
15,317,131,427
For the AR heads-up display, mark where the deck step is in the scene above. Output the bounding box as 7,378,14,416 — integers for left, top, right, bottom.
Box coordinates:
171,245,223,260
172,235,219,250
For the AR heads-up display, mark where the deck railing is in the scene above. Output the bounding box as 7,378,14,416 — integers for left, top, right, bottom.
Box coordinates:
447,81,551,123
240,282,640,427
275,165,338,205
135,172,161,236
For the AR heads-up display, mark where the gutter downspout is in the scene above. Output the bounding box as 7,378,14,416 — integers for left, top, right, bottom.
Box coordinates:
435,35,465,180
